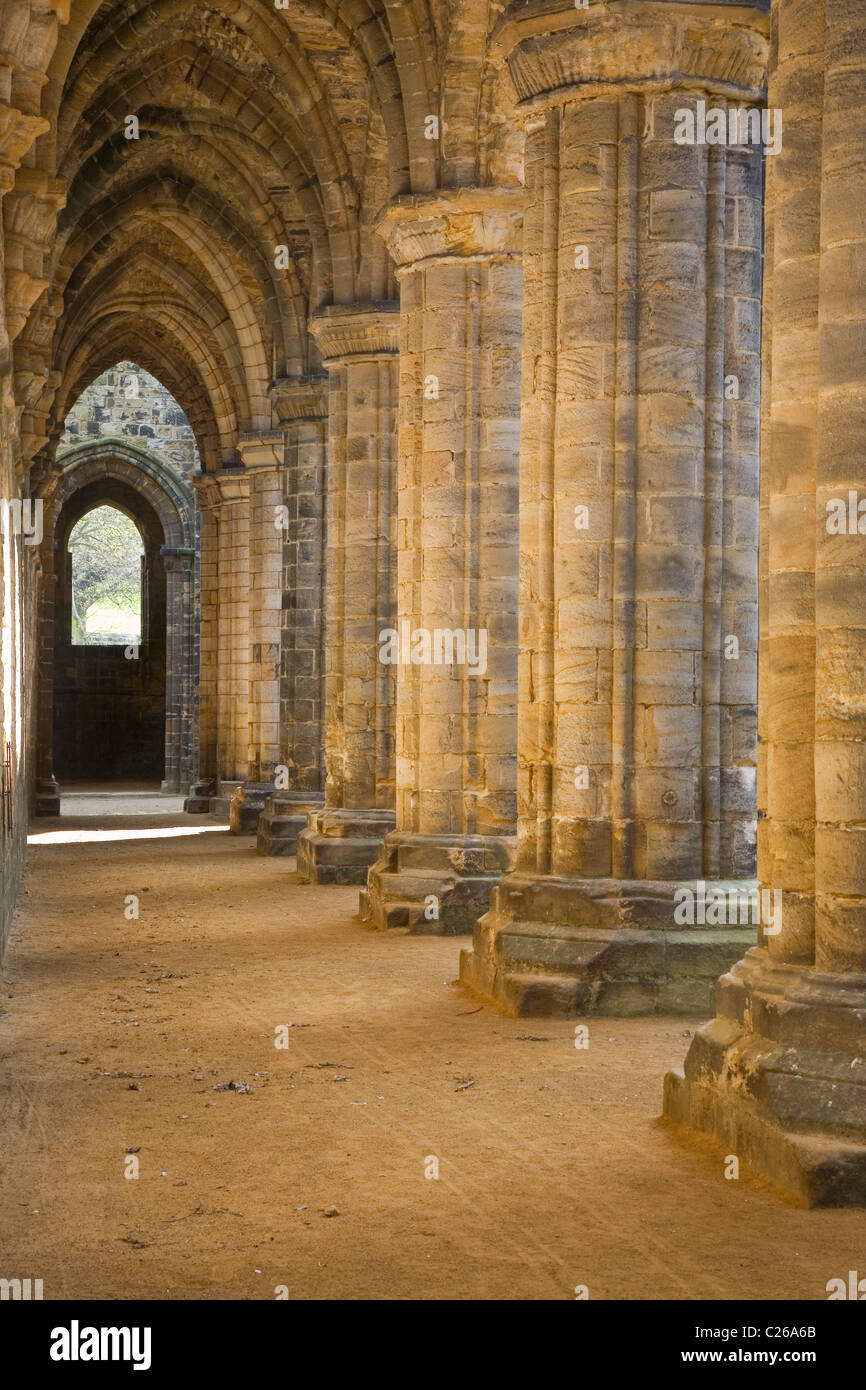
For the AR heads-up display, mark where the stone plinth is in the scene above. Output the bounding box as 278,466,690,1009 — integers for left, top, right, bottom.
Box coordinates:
184,779,215,814
298,808,396,884
361,831,516,935
34,777,60,817
665,950,866,1207
256,791,325,856
462,875,753,1016
229,780,274,835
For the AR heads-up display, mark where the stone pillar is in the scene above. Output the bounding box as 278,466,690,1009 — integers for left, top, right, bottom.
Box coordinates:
186,475,219,811
666,0,866,1206
360,188,522,933
160,545,196,794
188,469,249,818
228,433,285,831
33,465,61,815
297,303,399,884
255,377,328,855
460,0,768,1011
0,40,58,952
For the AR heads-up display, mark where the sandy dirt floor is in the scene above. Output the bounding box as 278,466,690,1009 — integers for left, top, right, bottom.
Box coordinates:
1,793,865,1301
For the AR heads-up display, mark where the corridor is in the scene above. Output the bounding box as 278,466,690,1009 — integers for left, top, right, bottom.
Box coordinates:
1,799,864,1301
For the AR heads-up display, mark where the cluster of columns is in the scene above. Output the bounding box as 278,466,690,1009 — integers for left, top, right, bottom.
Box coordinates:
186,0,866,1201
212,0,770,975
190,377,328,847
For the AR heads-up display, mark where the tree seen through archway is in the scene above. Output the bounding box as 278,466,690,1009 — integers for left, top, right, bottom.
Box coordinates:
69,505,143,645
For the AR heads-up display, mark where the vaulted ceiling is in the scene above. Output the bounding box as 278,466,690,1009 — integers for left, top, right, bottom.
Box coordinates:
2,0,521,473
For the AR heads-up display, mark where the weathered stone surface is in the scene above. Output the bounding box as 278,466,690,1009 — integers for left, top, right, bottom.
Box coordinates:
462,873,754,1015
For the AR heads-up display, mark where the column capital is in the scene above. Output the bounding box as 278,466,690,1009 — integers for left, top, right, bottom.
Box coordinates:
493,0,768,111
193,468,249,509
268,374,328,426
160,545,196,572
309,302,399,368
377,187,522,275
0,107,50,196
237,432,284,471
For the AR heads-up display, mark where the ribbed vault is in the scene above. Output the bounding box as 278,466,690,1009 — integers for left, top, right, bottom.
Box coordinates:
2,0,520,484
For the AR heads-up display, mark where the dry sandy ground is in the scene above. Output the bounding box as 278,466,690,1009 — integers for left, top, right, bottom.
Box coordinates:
1,795,865,1301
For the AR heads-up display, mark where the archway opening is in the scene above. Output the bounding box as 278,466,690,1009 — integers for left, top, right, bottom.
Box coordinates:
53,482,168,786
69,505,144,647
39,363,201,804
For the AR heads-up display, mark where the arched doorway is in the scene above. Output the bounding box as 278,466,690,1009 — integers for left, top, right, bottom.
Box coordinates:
34,442,197,811
54,486,165,784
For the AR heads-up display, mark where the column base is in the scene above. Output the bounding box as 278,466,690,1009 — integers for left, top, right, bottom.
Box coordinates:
183,779,235,819
359,830,516,935
33,779,60,817
256,791,325,856
297,808,395,884
459,873,754,1017
228,781,274,834
663,948,866,1207
183,779,214,814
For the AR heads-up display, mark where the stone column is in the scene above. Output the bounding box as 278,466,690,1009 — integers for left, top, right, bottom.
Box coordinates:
666,0,866,1206
297,303,399,884
460,0,768,1011
228,433,285,831
255,377,328,854
188,469,249,817
360,187,522,933
0,50,64,830
32,463,61,815
185,475,219,810
160,545,196,794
